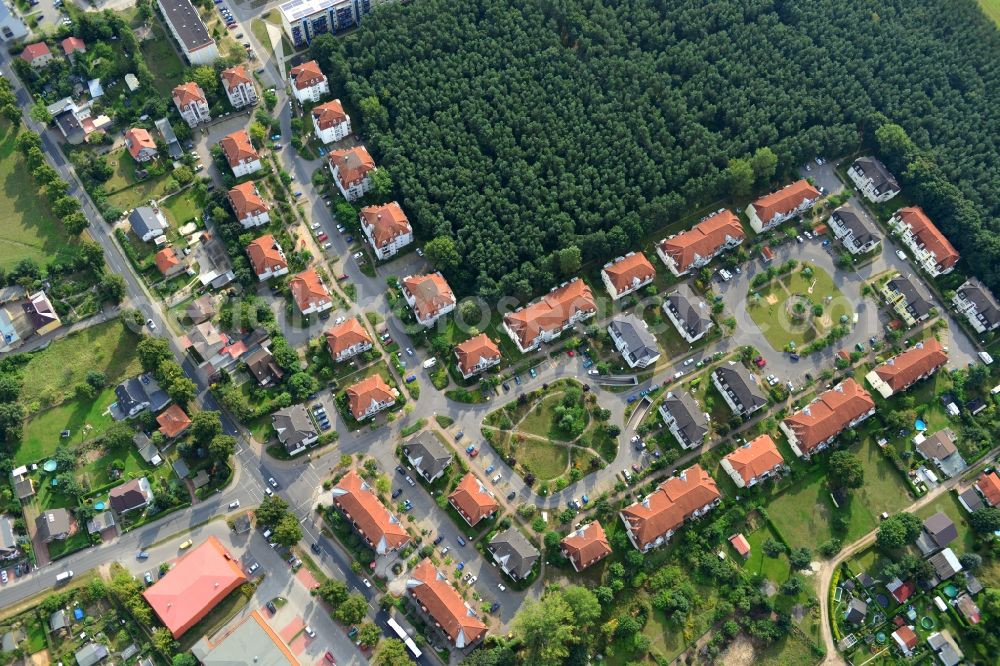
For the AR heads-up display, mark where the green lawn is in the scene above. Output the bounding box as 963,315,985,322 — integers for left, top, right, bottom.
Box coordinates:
142,18,187,97
744,525,791,583
978,0,1000,26
105,149,175,210
0,122,69,270
517,392,590,442
642,586,719,662
767,436,912,549
746,263,851,352
161,189,205,228
753,632,821,666
19,320,142,409
916,492,975,554
47,530,90,560
20,387,117,464
516,439,568,481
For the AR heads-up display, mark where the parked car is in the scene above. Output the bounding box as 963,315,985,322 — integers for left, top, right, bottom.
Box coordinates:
391,488,402,499
466,444,476,455
507,491,516,500
324,651,336,664
144,572,154,585
456,562,465,571
529,367,537,378
304,626,316,638
268,477,279,488
137,551,149,560
896,249,907,261
457,536,467,546
353,251,364,260
433,535,444,545
491,473,502,483
405,475,415,487
179,540,193,549
228,500,240,509
310,543,322,554
497,583,506,591
247,562,259,574
490,602,500,613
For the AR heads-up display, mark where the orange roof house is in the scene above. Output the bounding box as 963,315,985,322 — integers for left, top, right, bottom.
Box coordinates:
312,99,348,129
345,374,397,421
729,533,751,558
448,473,499,527
360,202,412,259
892,626,918,655
155,247,183,277
125,127,158,161
503,278,597,352
61,37,86,56
401,273,456,326
780,379,875,458
325,318,373,362
720,434,785,488
20,42,52,66
865,338,948,398
747,180,820,232
142,536,248,637
331,470,410,554
406,559,487,648
657,210,746,276
976,471,1000,507
619,464,721,551
220,65,252,92
601,252,656,299
157,404,192,439
328,146,376,193
172,81,207,106
220,129,259,168
454,333,501,379
890,207,960,275
289,60,326,90
289,269,331,314
246,234,288,280
227,181,270,224
560,521,612,571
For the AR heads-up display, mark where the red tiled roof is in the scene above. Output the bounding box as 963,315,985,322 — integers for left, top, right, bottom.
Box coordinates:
329,146,375,188
560,521,611,571
893,626,917,649
454,334,501,376
889,579,916,604
325,319,372,358
60,37,85,55
408,559,487,646
289,269,329,312
750,180,820,225
782,379,875,453
659,210,745,274
312,99,348,130
448,473,499,527
504,280,596,349
402,273,455,322
125,127,156,159
220,129,258,167
220,65,252,92
246,235,286,277
346,374,396,420
289,60,326,90
729,533,751,556
155,247,181,275
142,536,248,637
620,464,720,549
332,470,409,551
172,82,206,107
895,207,959,271
361,202,410,247
157,404,192,438
873,339,947,393
20,42,51,63
723,434,784,485
228,181,269,219
978,471,1000,506
603,252,656,296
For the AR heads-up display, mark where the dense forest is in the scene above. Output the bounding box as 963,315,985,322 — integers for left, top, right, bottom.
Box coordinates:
312,0,1000,299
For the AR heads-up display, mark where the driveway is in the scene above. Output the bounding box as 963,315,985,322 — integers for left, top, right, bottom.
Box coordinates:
798,159,843,195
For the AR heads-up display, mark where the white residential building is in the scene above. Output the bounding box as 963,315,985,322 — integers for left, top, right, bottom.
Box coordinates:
289,60,329,103
847,156,900,203
220,130,261,178
328,146,375,201
221,65,258,109
171,82,210,127
157,0,219,64
311,99,351,143
360,202,413,260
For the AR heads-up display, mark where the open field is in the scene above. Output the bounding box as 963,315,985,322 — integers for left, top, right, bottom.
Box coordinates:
19,320,142,409
0,123,68,270
517,391,590,442
104,149,174,209
766,436,912,549
20,386,117,463
978,0,1000,26
161,188,204,227
747,263,851,352
141,18,187,97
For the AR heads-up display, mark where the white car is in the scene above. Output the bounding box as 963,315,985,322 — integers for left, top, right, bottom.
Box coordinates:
263,487,273,496
304,626,316,638
247,563,259,574
146,319,157,331
683,358,695,366
497,583,506,591
588,369,599,375
322,242,332,250
334,316,346,325
673,371,684,379
405,348,414,356
469,575,477,584
416,248,424,257
0,570,6,584
228,500,240,509
491,473,502,484
352,251,364,260
896,249,907,261
362,578,372,589
310,222,321,230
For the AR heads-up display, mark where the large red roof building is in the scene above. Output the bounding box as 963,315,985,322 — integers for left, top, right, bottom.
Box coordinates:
331,470,409,555
142,536,248,638
560,521,612,571
619,464,721,551
502,279,597,353
746,180,820,233
448,473,499,527
406,559,487,648
657,210,746,276
780,379,875,458
720,434,785,488
865,338,948,398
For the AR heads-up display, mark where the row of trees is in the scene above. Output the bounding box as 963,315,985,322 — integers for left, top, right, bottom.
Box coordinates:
310,0,999,300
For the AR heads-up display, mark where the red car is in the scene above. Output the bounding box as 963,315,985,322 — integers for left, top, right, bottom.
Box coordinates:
567,350,575,357
317,233,329,242
754,356,766,368
337,274,349,281
324,652,336,664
